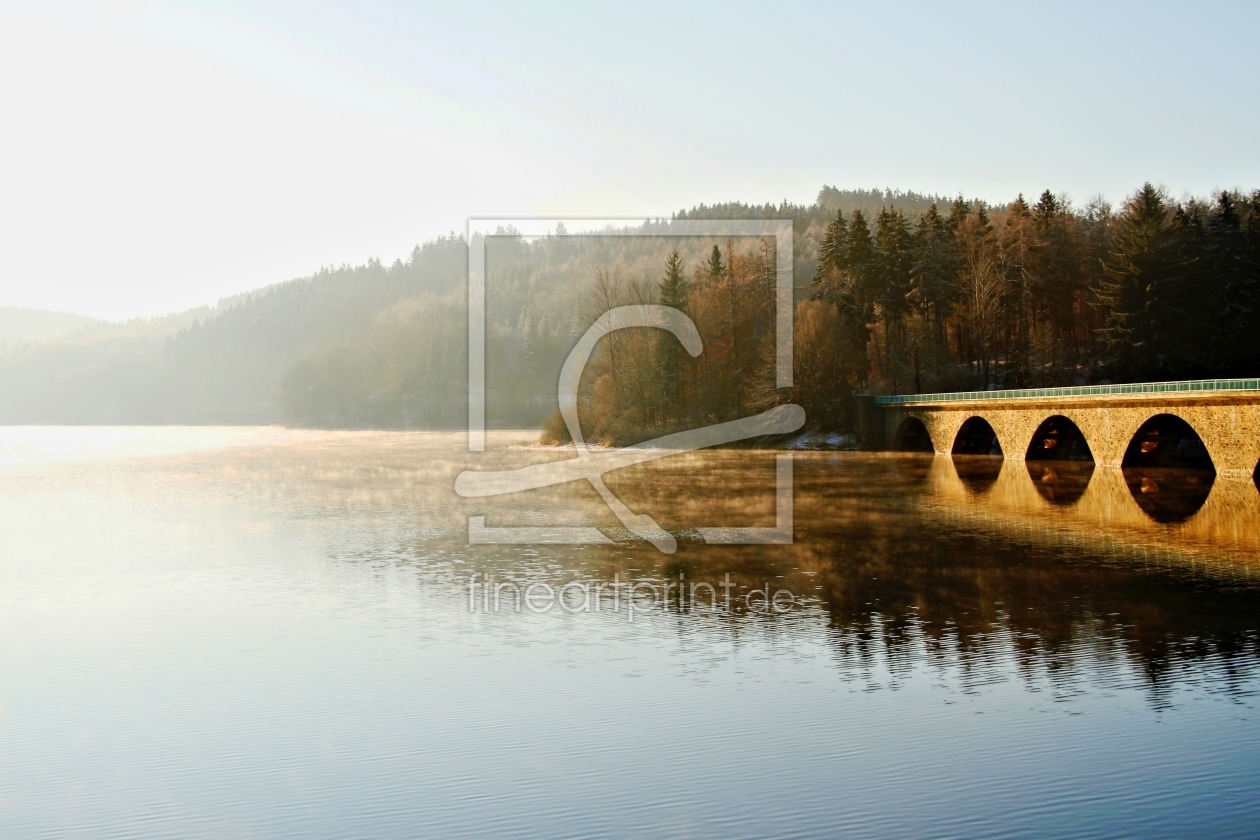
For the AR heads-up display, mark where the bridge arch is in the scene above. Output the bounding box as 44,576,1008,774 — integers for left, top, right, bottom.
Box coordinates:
1023,415,1094,505
952,416,1003,456
892,416,934,452
1026,415,1093,462
1121,414,1216,523
1122,414,1215,471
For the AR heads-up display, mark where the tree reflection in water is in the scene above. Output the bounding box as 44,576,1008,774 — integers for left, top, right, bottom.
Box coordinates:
199,437,1260,712
806,532,1260,708
596,450,1260,709
650,532,1259,710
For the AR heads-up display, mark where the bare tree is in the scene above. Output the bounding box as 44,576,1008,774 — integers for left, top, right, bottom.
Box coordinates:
957,218,1005,386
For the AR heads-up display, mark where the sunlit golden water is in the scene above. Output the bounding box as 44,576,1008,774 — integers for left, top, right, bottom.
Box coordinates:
1,428,1257,839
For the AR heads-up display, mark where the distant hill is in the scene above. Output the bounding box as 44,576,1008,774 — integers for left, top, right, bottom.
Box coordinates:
0,235,467,424
814,186,980,218
0,307,105,344
673,187,985,224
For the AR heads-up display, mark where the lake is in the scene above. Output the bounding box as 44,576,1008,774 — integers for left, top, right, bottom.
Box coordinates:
1,427,1257,838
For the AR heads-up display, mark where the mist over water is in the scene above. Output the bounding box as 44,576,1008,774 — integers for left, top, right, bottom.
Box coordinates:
1,428,1256,838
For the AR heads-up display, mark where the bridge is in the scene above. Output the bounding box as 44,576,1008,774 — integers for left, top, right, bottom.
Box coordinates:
864,378,1260,478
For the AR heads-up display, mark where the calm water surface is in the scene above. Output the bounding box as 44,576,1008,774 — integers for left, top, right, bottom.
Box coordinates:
1,427,1258,839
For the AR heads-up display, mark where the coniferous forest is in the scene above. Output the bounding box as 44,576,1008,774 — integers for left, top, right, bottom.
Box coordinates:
546,183,1260,444
1,184,1257,441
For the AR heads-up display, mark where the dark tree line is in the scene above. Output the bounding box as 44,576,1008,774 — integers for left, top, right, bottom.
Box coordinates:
811,184,1260,398
563,183,1260,444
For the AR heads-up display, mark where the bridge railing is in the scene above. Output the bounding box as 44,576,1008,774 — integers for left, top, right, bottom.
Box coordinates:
873,378,1260,406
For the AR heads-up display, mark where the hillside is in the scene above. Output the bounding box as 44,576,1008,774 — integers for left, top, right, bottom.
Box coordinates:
3,183,1255,433
0,307,106,344
0,236,466,424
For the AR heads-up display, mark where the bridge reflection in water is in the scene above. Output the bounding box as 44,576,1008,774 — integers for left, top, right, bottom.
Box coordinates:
921,455,1260,579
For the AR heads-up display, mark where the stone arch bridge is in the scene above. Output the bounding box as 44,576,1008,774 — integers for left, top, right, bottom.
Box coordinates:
866,379,1260,477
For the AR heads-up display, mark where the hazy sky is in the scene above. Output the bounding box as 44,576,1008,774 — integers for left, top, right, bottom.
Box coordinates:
2,1,1257,321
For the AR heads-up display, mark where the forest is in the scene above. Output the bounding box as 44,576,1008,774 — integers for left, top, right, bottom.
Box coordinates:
545,184,1260,444
1,184,1256,439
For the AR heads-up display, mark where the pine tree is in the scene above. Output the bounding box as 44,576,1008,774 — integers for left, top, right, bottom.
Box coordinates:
1098,183,1191,378
946,197,971,234
813,210,848,295
1031,190,1077,356
706,244,726,284
839,210,877,385
659,248,687,308
1000,195,1038,385
873,207,914,325
1205,191,1258,372
910,203,955,335
657,249,688,422
724,239,743,414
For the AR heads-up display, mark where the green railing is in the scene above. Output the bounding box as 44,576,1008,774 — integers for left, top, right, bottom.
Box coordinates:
873,378,1260,406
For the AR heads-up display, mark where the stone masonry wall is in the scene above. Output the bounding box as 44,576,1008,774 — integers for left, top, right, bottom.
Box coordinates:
885,396,1260,477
